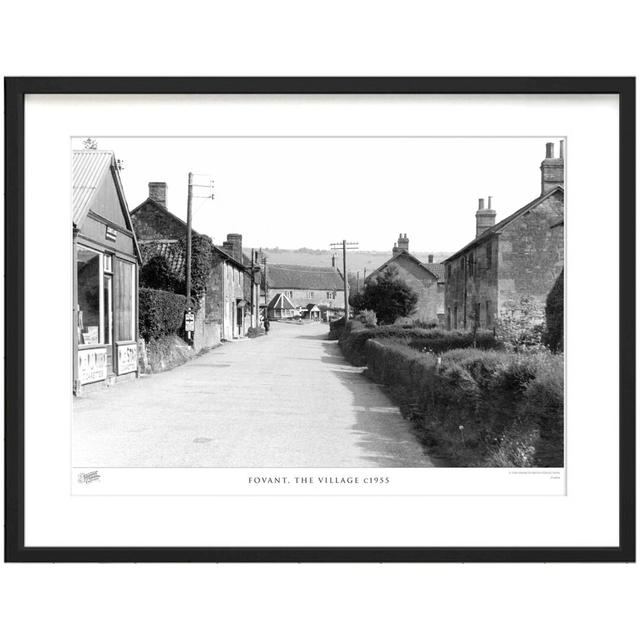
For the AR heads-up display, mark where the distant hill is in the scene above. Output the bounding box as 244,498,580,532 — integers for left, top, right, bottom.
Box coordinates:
261,248,452,275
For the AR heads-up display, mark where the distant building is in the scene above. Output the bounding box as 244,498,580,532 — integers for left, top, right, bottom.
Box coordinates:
267,292,296,320
130,182,260,342
264,264,345,319
366,234,445,326
443,141,565,330
73,150,142,394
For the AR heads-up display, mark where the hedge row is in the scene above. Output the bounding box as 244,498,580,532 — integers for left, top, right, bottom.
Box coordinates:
139,287,187,341
364,340,563,467
339,321,501,366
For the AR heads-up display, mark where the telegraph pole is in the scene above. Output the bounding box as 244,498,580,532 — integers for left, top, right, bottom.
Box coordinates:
262,255,269,306
330,239,359,320
185,172,193,306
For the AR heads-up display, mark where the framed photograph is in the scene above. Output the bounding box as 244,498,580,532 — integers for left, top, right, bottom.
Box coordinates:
4,77,635,562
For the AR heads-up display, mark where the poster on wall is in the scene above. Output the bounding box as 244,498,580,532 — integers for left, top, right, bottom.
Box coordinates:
5,77,635,563
77,348,107,384
117,342,138,375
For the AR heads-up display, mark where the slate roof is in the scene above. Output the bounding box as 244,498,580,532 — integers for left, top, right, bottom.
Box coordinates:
266,264,344,290
267,292,295,310
443,186,564,263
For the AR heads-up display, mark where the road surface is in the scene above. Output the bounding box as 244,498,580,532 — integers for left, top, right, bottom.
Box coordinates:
73,321,434,467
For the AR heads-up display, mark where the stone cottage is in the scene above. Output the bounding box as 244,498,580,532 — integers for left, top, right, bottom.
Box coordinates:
366,234,445,326
130,182,260,343
443,141,565,330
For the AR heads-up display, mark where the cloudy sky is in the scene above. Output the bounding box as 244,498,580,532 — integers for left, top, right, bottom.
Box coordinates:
74,136,563,253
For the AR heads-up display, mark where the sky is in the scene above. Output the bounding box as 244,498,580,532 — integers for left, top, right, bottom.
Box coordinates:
73,136,563,253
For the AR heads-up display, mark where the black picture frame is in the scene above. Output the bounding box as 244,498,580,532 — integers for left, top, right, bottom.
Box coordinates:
4,77,635,563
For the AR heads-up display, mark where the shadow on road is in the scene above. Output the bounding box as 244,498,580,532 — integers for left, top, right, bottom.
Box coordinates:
319,339,435,467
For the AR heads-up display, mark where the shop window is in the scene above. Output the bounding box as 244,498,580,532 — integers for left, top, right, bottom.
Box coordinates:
77,247,102,345
114,259,135,342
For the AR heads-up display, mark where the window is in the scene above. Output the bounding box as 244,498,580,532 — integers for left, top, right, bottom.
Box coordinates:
77,246,102,345
114,259,135,342
453,305,458,330
486,243,492,269
446,264,451,280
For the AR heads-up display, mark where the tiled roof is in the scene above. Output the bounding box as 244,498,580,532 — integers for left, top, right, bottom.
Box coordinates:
139,241,186,277
366,251,439,283
267,264,344,290
72,150,114,226
423,261,445,283
267,292,295,310
444,186,564,263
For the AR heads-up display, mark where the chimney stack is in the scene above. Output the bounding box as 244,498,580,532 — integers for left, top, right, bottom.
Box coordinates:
475,196,496,238
540,140,565,194
224,233,243,262
148,182,167,208
397,233,409,253
428,254,434,264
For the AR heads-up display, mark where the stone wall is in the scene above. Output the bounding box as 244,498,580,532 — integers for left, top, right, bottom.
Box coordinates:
444,189,564,329
497,190,564,313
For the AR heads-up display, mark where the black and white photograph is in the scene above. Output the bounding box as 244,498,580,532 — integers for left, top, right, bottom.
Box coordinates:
72,136,565,471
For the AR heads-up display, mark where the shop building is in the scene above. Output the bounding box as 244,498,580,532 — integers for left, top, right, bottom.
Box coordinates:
73,150,142,394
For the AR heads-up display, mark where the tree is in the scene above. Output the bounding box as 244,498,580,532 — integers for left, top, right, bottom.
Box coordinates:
353,265,418,325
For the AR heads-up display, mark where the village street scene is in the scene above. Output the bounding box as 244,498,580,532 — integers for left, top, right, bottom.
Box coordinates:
73,138,564,468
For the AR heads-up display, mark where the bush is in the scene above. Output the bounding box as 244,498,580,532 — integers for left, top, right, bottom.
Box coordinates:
357,309,377,328
139,287,187,341
363,340,564,467
328,315,347,340
339,325,501,366
544,270,564,352
140,255,182,293
495,296,546,352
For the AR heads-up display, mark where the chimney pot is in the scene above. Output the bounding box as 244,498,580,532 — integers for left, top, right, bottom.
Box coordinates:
546,142,554,159
478,198,485,210
559,140,565,159
487,196,493,209
428,254,434,263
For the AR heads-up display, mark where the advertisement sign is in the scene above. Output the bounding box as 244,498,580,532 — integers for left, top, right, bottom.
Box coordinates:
78,348,107,384
117,342,138,375
184,311,195,332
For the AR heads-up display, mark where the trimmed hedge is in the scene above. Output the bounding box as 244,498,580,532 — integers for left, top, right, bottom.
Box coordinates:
328,316,346,340
139,287,187,341
339,322,501,366
364,340,564,467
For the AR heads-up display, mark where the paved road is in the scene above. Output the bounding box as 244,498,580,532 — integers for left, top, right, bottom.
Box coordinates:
73,322,434,467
